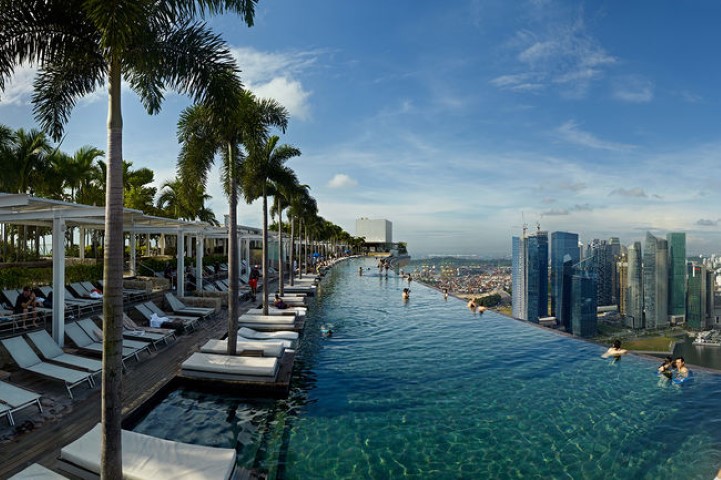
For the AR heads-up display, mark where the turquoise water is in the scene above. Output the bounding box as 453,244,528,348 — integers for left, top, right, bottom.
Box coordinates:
134,259,721,479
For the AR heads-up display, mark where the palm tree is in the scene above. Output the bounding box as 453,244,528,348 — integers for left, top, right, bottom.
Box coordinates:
0,2,256,475
269,178,303,296
178,89,288,354
280,183,311,287
243,135,301,314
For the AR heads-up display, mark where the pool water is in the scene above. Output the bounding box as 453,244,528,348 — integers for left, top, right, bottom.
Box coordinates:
133,259,721,479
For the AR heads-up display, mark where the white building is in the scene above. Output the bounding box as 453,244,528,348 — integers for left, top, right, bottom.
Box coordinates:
356,218,392,243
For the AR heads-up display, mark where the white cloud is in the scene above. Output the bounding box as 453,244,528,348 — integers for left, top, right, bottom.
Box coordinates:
609,187,647,198
612,75,654,103
327,173,358,189
493,12,616,98
0,64,36,105
556,120,635,151
231,47,315,120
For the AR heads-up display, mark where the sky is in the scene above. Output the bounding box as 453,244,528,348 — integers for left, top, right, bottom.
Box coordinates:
3,1,721,257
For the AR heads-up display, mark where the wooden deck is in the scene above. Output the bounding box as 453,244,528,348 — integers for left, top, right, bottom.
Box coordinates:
0,295,275,479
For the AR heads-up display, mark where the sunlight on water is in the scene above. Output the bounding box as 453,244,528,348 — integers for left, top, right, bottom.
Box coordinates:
134,259,721,480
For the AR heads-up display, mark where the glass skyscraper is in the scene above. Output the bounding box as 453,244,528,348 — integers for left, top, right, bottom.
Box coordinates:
571,259,598,338
626,242,644,329
667,232,686,321
551,231,579,330
686,262,706,330
643,232,669,329
511,235,526,320
526,230,549,323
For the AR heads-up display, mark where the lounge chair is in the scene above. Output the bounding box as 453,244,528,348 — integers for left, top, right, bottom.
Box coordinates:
181,352,279,380
76,318,152,356
164,293,215,318
97,279,148,301
59,423,236,480
37,286,93,316
238,326,299,341
26,330,102,384
8,463,69,479
200,338,291,357
63,287,102,309
135,302,199,332
64,322,140,367
0,337,93,399
122,314,176,346
0,380,42,427
239,314,298,325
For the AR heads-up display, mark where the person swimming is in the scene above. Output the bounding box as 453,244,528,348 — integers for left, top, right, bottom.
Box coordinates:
402,288,410,300
467,299,477,310
602,339,628,358
658,356,673,379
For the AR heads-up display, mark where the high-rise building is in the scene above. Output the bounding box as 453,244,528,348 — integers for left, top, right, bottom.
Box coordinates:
617,251,628,316
667,232,686,323
687,262,706,330
571,259,598,338
511,235,527,320
526,230,549,323
626,242,643,329
551,231,580,326
588,239,613,307
609,237,622,306
643,232,669,329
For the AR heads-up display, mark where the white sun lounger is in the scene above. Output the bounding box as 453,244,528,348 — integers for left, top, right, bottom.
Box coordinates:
0,337,93,399
59,423,236,480
181,352,279,379
239,314,297,325
246,306,305,316
135,302,199,332
8,463,69,479
0,380,42,427
27,330,102,384
200,338,290,357
238,327,299,341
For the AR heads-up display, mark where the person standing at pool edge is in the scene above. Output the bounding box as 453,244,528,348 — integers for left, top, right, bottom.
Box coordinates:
249,265,260,301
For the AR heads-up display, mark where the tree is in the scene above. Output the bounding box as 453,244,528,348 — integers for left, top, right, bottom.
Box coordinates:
243,135,301,314
0,2,257,476
270,178,303,296
178,89,288,354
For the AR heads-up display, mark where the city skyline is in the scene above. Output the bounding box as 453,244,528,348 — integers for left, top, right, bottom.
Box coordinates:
4,1,721,256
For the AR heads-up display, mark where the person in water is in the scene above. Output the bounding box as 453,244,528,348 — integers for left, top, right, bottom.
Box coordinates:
658,356,674,378
674,357,690,380
467,299,477,310
402,288,410,300
359,266,363,276
443,288,449,300
602,339,628,358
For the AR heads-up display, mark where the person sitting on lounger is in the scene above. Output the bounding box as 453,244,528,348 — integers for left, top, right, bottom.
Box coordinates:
273,294,288,309
14,286,39,327
602,339,628,358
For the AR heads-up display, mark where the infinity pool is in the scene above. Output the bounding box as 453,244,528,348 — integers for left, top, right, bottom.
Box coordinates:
134,259,721,479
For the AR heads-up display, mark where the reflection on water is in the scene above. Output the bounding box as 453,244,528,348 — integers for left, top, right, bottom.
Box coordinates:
134,259,721,480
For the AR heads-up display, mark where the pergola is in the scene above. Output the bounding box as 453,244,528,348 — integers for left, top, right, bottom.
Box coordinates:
0,193,271,346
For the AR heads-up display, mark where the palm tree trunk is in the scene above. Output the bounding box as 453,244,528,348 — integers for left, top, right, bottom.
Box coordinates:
226,161,239,355
277,202,284,297
289,217,295,287
101,56,124,480
262,187,269,315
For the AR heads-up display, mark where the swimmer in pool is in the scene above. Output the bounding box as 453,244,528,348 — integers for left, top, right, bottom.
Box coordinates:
601,339,628,358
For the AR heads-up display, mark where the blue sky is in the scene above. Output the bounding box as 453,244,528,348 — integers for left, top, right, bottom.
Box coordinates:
3,1,721,257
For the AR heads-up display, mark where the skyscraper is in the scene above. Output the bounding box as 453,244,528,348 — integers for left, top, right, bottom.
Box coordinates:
626,242,643,329
571,259,598,338
526,229,549,323
511,235,527,320
643,232,669,329
609,237,622,306
588,239,613,307
551,231,580,326
667,232,686,323
687,262,706,330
